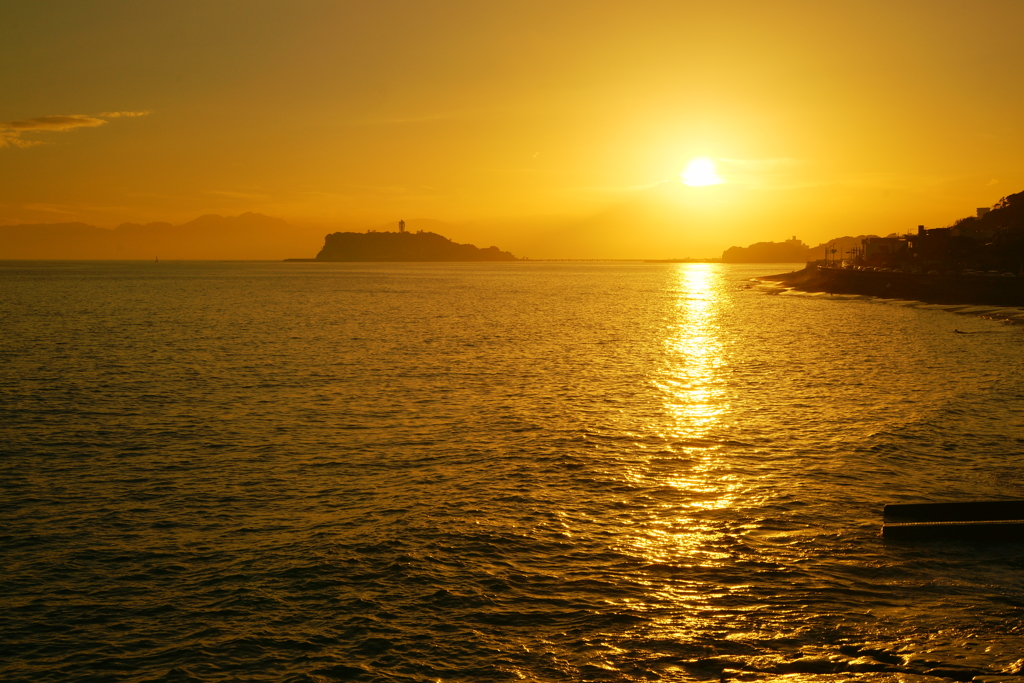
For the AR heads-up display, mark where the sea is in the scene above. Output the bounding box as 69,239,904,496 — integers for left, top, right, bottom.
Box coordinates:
2,260,1024,683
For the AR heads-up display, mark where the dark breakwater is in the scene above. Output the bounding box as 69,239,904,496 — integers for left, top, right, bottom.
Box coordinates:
767,265,1024,306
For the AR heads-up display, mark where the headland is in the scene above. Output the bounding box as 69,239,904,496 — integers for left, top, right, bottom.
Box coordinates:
752,189,1024,307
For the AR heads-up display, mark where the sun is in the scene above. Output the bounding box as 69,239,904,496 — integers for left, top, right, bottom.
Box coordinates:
681,157,724,186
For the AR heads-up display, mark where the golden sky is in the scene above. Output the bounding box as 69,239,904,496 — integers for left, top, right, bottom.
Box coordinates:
3,0,1024,258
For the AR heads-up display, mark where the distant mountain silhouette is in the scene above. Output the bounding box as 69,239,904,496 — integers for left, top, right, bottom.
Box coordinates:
507,181,758,260
722,234,880,263
0,212,324,260
512,186,703,259
315,229,517,261
0,222,118,259
722,237,810,263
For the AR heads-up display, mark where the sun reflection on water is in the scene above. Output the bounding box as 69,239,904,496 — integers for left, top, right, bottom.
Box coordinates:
658,263,729,442
624,264,740,571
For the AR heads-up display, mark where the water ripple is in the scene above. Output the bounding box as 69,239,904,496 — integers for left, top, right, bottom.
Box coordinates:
2,261,1024,681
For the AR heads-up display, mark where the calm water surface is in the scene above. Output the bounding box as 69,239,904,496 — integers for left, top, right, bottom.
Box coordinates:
2,261,1024,682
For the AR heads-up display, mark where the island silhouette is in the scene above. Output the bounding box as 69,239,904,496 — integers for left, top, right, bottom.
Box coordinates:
301,222,518,262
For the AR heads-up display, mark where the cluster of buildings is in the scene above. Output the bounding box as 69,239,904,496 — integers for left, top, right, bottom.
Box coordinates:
825,205,1024,275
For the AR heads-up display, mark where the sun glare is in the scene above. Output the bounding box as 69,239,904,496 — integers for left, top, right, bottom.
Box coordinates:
681,157,724,186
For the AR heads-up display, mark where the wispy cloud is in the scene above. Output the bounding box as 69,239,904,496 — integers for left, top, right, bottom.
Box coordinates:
714,157,807,189
563,180,671,196
204,189,272,201
1,115,107,132
718,157,802,169
832,171,964,192
0,133,45,149
351,106,500,126
0,111,150,148
19,202,93,216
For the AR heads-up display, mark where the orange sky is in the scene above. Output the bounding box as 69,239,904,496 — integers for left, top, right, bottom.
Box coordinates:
3,0,1024,258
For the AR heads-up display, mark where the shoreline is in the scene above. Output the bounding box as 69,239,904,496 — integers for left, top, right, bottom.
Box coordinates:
761,265,1024,306
757,265,1024,323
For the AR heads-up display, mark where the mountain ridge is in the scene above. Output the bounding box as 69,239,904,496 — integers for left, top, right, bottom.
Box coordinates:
0,213,324,260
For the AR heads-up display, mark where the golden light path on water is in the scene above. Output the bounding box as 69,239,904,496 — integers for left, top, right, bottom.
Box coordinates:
662,264,729,440
624,264,742,585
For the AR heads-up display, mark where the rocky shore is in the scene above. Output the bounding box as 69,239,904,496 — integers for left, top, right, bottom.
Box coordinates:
762,265,1024,307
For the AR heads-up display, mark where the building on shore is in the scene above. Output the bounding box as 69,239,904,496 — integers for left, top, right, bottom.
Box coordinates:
841,191,1024,274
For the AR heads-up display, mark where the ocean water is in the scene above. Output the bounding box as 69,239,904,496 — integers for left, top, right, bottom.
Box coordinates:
2,260,1024,683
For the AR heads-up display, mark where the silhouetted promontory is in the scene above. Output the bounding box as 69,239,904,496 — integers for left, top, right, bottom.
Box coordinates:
759,190,1024,307
312,229,518,262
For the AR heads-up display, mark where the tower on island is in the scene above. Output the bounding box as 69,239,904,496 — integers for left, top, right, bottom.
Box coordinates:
398,219,406,233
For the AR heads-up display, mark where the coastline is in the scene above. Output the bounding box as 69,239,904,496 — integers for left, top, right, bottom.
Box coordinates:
757,264,1024,323
761,265,1024,306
